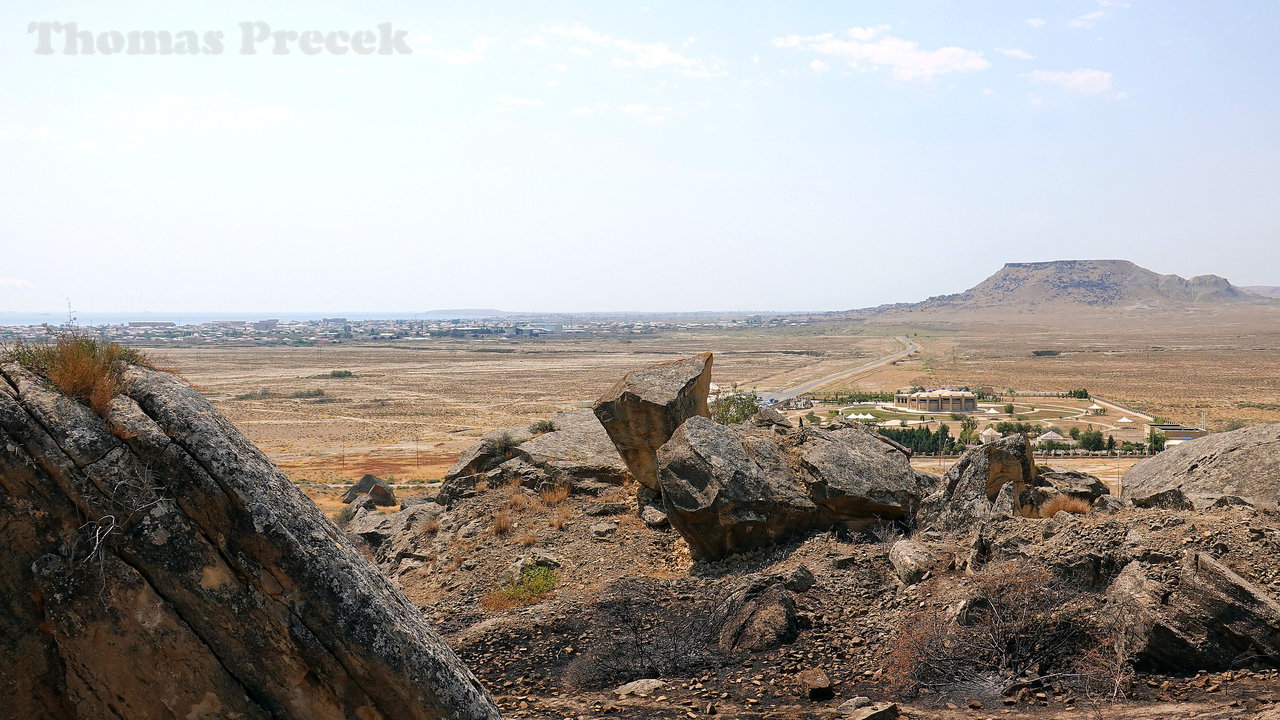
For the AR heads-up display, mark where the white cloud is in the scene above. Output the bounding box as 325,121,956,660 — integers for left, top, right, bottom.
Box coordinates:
811,59,830,73
551,62,568,72
0,278,33,289
1023,68,1114,95
545,80,561,88
982,87,995,96
996,48,1034,60
498,96,543,107
569,100,709,124
416,35,494,65
770,26,990,80
543,23,727,77
1068,10,1108,29
521,35,548,48
568,47,591,56
1026,18,1047,28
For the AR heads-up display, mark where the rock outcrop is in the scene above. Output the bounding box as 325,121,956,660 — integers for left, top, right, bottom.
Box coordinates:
440,409,630,503
341,473,397,506
1110,553,1280,671
1123,424,1280,506
593,353,712,492
657,416,931,561
0,362,497,720
917,434,1039,530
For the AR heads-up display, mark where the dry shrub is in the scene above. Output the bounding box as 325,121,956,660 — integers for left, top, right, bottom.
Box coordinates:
550,508,571,531
515,531,538,547
423,518,440,535
507,490,531,510
474,480,490,493
884,560,1098,700
6,336,153,417
540,484,570,506
491,511,513,535
1039,495,1092,518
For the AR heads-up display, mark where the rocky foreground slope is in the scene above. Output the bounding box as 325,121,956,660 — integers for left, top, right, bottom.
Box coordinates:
0,362,497,719
346,354,1280,719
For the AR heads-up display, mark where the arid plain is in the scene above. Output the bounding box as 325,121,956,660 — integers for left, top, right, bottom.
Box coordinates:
152,310,1280,488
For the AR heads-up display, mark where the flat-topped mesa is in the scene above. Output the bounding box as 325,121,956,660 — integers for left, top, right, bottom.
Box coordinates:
0,361,498,720
592,352,713,492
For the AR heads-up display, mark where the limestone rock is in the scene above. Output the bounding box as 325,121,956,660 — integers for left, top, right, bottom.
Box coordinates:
846,702,900,720
889,539,943,585
440,409,629,503
656,416,928,561
342,473,397,506
0,363,498,720
796,667,833,700
717,575,799,653
1123,424,1280,505
613,678,668,697
917,434,1038,531
593,353,713,491
1109,554,1280,671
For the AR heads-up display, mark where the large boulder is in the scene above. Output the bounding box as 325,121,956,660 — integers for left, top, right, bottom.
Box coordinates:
439,409,629,503
593,353,713,492
0,362,498,720
657,416,930,561
917,434,1039,531
1123,424,1280,506
1109,553,1280,671
341,473,397,506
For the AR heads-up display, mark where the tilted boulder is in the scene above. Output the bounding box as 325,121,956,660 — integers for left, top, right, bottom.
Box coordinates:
593,353,712,492
1123,424,1280,506
1109,553,1280,671
916,434,1039,531
889,539,945,585
341,473,397,506
716,575,800,653
0,363,497,720
439,409,629,503
657,416,930,561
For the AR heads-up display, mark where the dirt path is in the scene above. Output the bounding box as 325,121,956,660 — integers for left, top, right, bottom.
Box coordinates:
761,336,920,401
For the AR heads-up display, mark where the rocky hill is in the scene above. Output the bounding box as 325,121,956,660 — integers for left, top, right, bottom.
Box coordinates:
1244,286,1280,298
0,360,496,719
861,259,1272,317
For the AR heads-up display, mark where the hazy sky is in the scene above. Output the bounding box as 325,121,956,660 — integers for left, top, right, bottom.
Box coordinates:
3,1,1278,314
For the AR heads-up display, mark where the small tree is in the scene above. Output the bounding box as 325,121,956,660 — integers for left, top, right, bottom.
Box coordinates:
1147,429,1167,453
712,391,761,425
1004,402,1016,414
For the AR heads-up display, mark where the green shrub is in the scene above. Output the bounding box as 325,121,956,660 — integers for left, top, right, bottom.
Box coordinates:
481,566,558,610
529,419,558,435
329,370,354,378
289,388,325,398
712,392,761,425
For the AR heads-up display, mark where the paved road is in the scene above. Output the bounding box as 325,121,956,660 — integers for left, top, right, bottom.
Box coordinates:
760,336,920,402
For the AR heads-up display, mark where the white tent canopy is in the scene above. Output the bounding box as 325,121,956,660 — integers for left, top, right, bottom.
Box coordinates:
985,408,1000,414
1088,403,1104,410
1117,416,1134,423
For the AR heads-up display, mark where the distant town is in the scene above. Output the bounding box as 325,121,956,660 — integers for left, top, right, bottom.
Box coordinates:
0,314,814,347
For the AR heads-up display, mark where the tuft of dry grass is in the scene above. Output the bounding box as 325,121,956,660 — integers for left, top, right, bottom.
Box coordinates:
515,531,538,547
507,489,531,510
550,507,571,531
6,336,154,417
474,480,490,494
492,511,513,535
423,518,441,535
1039,495,1092,518
540,484,570,506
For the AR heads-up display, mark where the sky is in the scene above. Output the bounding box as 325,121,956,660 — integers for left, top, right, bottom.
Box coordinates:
2,1,1278,315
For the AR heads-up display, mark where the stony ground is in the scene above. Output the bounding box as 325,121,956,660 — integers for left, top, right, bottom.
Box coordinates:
338,476,1280,720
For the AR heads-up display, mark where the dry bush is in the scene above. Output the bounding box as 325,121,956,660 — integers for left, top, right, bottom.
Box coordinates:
507,490,531,510
884,560,1098,700
564,578,724,690
1039,495,1092,518
423,518,440,535
474,480,490,493
540,484,570,506
491,511,513,535
514,531,538,547
6,336,153,417
550,508,571,531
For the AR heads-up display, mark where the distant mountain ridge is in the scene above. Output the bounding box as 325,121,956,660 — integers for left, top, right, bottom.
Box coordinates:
1243,286,1280,298
860,259,1273,316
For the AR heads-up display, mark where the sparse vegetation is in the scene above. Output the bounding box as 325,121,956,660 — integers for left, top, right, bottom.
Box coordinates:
234,388,277,400
528,419,558,435
540,484,570,506
491,511,513,535
481,565,558,611
289,388,326,398
1039,495,1092,517
712,389,761,425
328,370,354,378
4,336,154,417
